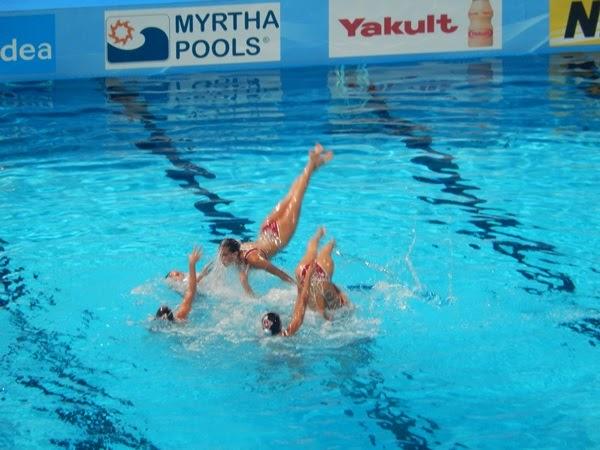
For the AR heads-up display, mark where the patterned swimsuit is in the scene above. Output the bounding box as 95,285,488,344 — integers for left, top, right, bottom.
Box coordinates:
299,261,328,283
241,247,267,265
259,219,281,246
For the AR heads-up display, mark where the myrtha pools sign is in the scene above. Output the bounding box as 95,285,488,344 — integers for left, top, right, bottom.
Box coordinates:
105,3,280,69
329,0,502,58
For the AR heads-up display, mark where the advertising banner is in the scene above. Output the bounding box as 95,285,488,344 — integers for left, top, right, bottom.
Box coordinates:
550,0,600,47
0,14,55,75
2,0,600,83
105,3,280,70
329,0,503,58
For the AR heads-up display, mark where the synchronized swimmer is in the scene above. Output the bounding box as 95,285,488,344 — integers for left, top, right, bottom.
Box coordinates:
166,143,333,297
261,226,351,336
294,226,350,319
155,143,349,337
156,246,202,321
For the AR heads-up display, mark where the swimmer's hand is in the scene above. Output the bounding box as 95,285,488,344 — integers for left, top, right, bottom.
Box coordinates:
189,246,202,265
175,246,202,321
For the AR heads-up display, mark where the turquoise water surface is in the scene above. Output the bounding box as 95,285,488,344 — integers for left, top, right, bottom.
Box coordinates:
1,53,599,449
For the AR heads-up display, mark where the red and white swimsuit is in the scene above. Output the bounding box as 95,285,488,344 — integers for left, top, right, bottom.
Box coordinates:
241,247,267,265
299,261,328,283
260,219,280,245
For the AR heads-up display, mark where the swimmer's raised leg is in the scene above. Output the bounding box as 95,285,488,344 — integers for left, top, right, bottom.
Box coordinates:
260,144,333,255
317,238,336,278
295,226,325,281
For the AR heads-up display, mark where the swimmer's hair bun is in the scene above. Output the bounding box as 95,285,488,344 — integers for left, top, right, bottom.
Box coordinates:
156,305,174,321
220,238,241,253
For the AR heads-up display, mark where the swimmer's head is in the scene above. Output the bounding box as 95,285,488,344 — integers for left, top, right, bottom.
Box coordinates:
219,238,241,266
323,282,349,309
155,305,174,321
261,312,282,336
165,270,185,282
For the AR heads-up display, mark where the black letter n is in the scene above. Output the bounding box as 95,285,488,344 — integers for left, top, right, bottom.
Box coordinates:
565,0,600,38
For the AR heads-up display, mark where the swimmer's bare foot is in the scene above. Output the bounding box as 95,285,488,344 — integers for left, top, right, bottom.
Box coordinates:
309,143,333,170
314,226,326,241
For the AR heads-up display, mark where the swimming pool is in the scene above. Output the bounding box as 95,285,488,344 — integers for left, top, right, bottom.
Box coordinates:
1,52,599,449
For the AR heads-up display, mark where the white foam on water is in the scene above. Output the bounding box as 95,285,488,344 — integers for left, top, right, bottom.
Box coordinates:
134,247,438,355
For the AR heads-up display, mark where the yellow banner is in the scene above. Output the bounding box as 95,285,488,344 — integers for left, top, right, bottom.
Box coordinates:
550,0,600,46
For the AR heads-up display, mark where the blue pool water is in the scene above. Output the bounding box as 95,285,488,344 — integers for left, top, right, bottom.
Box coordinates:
1,53,599,449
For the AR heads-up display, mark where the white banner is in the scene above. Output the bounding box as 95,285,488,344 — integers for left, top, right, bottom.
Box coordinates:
329,0,502,58
105,3,280,70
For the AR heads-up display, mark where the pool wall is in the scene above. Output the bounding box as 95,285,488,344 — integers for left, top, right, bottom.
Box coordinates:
1,0,600,81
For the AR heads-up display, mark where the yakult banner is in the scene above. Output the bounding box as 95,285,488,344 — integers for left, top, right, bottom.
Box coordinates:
105,3,280,70
550,0,600,47
329,0,502,58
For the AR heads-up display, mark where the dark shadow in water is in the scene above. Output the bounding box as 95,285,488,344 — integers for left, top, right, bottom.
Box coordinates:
560,316,600,347
331,339,441,449
558,54,600,100
0,238,158,449
255,338,467,449
105,77,253,243
327,66,575,296
548,54,600,346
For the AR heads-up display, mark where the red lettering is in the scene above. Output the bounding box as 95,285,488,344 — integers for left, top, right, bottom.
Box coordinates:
383,17,403,35
437,14,458,33
361,21,381,37
404,19,425,35
338,18,364,37
339,13,459,37
427,14,435,33
469,29,493,37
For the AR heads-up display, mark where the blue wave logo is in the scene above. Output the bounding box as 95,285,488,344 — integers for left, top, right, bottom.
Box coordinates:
106,16,169,64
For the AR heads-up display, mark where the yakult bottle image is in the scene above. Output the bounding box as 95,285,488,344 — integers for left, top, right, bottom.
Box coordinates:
468,0,493,47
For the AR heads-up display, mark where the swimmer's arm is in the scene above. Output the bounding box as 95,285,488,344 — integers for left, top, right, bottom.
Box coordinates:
175,247,202,320
284,262,315,337
196,261,213,285
239,269,257,298
253,258,295,285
